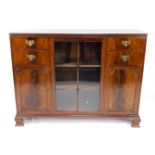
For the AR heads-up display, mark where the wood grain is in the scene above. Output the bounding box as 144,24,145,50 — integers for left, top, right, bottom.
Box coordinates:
105,51,145,67
105,36,146,51
104,67,142,114
14,67,51,114
11,37,49,50
12,50,50,66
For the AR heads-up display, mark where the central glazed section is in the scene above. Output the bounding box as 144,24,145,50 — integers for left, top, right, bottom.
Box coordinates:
54,41,102,112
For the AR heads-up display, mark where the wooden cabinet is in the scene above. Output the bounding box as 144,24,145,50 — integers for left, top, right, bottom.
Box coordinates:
104,67,142,114
14,67,51,114
10,31,147,127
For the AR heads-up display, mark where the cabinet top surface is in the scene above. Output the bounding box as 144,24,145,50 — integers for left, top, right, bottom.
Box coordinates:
10,29,147,35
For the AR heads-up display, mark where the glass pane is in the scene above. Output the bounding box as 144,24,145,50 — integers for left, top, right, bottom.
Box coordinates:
78,68,100,112
79,42,101,65
56,90,77,111
55,42,77,65
78,90,99,112
55,67,77,111
54,41,101,113
55,68,77,89
79,68,100,90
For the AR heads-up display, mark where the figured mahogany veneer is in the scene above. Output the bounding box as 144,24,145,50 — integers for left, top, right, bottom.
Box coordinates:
10,32,147,127
12,37,49,50
106,36,146,50
12,50,50,66
105,51,145,66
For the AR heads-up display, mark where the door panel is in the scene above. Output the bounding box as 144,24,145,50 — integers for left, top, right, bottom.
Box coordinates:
14,67,51,114
105,67,142,114
54,41,102,113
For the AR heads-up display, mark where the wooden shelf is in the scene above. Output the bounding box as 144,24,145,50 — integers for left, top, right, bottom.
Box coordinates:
55,64,77,67
55,64,101,68
56,81,77,90
56,81,100,90
79,65,101,68
78,82,100,90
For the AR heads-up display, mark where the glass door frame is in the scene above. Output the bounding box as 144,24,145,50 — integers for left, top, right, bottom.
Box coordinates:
52,38,104,115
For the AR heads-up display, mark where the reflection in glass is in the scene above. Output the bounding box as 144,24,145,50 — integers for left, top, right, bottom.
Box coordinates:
54,41,101,112
56,90,77,111
55,68,77,89
55,67,77,111
55,42,77,65
79,42,101,65
78,90,99,111
78,68,100,111
79,68,100,89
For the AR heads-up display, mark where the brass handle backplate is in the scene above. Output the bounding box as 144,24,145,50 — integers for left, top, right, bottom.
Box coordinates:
121,40,131,47
27,54,36,61
26,39,35,47
120,54,129,63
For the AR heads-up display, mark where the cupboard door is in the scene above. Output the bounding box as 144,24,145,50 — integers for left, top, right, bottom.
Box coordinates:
105,67,142,114
14,67,51,114
54,41,102,113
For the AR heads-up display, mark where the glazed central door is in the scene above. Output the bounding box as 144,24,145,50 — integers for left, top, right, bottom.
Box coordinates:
54,41,102,113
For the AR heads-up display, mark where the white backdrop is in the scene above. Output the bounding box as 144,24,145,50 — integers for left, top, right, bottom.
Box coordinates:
0,0,155,155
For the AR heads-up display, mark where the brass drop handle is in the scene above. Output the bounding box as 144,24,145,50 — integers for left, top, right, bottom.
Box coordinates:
120,54,129,63
121,40,131,47
27,54,36,61
26,39,35,47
